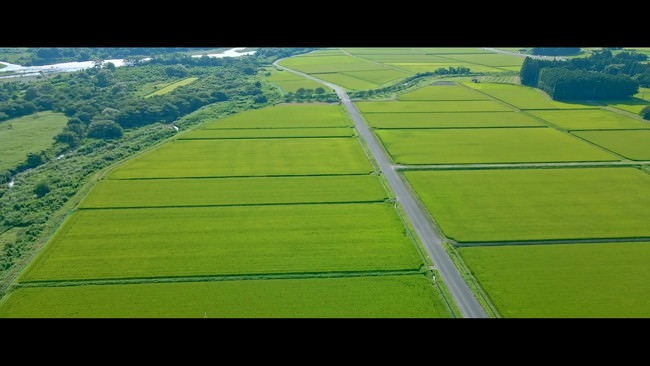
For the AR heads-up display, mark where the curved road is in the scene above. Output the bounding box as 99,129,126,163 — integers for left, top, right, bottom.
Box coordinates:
274,58,489,318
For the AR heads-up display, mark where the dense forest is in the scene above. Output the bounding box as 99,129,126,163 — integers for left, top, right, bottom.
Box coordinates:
520,49,650,101
0,47,315,289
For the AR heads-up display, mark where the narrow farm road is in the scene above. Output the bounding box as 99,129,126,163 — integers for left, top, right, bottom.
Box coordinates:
273,59,490,318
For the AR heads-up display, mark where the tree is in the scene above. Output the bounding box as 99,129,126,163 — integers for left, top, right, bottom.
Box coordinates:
87,120,123,139
94,69,112,87
25,152,44,169
33,181,50,198
55,131,80,148
641,106,650,120
165,65,188,78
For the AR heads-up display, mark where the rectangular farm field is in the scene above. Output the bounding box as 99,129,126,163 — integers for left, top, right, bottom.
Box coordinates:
19,203,423,282
458,241,650,318
398,84,491,101
80,175,388,208
350,54,455,63
278,54,388,74
363,111,544,129
201,104,352,129
464,82,595,110
180,127,354,139
0,274,450,318
375,127,618,165
527,109,650,131
572,130,650,160
340,69,411,85
311,72,380,91
390,63,504,74
442,53,524,67
403,167,650,243
107,137,373,179
356,100,513,113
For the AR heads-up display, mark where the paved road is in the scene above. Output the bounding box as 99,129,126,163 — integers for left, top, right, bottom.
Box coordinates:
274,59,489,318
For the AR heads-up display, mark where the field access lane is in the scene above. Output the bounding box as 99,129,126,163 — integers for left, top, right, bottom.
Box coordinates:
274,58,489,318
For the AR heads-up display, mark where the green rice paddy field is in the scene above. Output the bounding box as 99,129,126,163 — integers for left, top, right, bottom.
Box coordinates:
463,81,596,110
179,127,355,139
19,203,423,282
458,242,650,318
376,127,619,165
362,78,650,317
0,103,451,318
572,130,650,160
362,111,544,128
106,137,374,179
200,103,351,129
3,49,649,319
266,68,329,93
356,100,513,113
397,84,491,101
403,167,650,243
277,48,526,90
79,175,388,208
526,109,650,131
342,48,524,74
0,275,447,318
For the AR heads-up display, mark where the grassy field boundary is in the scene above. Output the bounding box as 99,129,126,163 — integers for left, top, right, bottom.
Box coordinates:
391,196,460,318
441,240,500,318
453,236,650,247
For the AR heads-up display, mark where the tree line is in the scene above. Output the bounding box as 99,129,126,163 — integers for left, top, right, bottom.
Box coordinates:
520,49,650,101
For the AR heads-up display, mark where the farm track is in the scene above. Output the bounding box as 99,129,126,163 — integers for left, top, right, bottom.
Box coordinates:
15,269,425,289
76,200,389,211
453,237,650,247
394,160,650,170
274,58,490,318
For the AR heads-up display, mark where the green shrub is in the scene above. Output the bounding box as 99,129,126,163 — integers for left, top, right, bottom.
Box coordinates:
33,181,50,198
641,106,650,120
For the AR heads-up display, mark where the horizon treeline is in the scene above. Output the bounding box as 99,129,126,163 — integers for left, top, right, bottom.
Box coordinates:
520,49,650,101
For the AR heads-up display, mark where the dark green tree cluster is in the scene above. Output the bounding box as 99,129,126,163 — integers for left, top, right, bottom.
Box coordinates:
283,87,338,103
520,49,649,100
433,66,470,75
0,54,270,132
641,106,650,120
538,67,639,100
531,48,582,56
